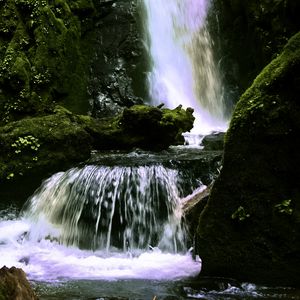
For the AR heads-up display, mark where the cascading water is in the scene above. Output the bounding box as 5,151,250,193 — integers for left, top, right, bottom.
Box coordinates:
143,0,228,136
23,165,186,252
0,163,201,281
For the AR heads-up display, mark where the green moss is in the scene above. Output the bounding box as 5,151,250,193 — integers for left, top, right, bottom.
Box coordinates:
0,104,194,182
274,199,293,215
226,31,300,143
69,0,95,15
0,0,97,124
0,106,93,182
231,206,250,222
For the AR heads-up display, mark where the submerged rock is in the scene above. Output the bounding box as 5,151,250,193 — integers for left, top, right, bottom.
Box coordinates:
0,266,38,300
196,32,300,286
201,132,225,151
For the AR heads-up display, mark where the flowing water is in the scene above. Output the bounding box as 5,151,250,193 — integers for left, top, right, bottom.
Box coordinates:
143,0,228,137
0,163,201,282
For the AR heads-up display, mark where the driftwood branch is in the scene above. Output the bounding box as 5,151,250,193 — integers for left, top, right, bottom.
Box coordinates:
181,182,213,214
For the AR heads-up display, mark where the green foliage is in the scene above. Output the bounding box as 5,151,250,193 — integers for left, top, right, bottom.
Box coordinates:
231,206,250,222
11,135,40,154
6,173,14,180
275,199,293,215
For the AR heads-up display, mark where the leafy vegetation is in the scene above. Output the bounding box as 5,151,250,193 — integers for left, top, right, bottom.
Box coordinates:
275,199,293,215
231,206,250,221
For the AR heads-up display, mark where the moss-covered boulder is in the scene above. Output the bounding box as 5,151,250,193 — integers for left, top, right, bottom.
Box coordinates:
0,106,93,183
0,266,38,300
196,32,300,286
0,104,194,184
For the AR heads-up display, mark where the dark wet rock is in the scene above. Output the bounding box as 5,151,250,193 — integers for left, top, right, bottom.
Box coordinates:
209,0,300,105
183,276,241,294
0,266,38,300
88,0,146,118
201,132,225,151
196,32,300,286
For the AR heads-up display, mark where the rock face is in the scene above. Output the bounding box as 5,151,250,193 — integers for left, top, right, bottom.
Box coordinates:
209,0,300,103
89,0,146,118
0,266,38,300
196,32,300,286
0,0,96,121
201,132,225,151
0,0,145,123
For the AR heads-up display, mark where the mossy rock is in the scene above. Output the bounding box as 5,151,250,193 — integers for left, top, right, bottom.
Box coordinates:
0,104,194,184
0,0,97,124
0,106,94,183
196,32,300,286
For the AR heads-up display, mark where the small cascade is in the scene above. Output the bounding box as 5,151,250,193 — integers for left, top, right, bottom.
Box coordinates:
142,0,228,136
22,165,187,253
0,162,203,281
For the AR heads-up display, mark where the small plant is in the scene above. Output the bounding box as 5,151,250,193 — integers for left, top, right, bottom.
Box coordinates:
6,173,14,180
231,206,250,222
11,135,40,155
275,199,293,215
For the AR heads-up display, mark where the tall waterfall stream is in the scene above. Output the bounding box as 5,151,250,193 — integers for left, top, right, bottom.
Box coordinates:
143,0,228,136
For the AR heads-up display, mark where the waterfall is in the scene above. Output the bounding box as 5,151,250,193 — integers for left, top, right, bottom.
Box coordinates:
0,163,202,281
0,162,202,281
22,165,187,253
142,0,228,135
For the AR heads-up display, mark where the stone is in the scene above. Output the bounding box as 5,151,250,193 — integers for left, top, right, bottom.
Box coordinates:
196,32,300,287
201,132,225,151
0,266,38,300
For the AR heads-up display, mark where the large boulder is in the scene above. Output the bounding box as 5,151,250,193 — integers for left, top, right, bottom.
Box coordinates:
0,266,38,300
196,32,300,286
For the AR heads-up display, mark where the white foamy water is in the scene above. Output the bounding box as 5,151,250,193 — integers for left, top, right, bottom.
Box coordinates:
0,225,200,281
143,0,228,137
0,165,201,282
